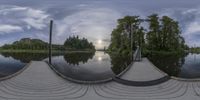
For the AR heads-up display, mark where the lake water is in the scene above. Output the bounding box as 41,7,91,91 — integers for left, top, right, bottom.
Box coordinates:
0,52,49,78
148,53,200,78
50,51,131,81
1,52,200,80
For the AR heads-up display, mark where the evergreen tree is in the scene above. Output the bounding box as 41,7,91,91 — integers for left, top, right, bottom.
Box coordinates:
108,16,144,54
64,36,95,50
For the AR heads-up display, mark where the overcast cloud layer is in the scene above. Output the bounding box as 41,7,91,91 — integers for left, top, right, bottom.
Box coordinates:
0,0,200,48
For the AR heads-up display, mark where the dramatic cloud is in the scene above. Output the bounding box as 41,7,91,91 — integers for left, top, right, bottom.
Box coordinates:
159,7,200,46
1,0,200,47
54,8,121,49
0,24,22,34
0,5,50,32
0,5,51,45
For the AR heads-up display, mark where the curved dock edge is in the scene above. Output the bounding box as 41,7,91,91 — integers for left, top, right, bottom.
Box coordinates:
46,62,113,84
171,76,200,82
114,58,171,86
113,76,170,86
0,62,31,81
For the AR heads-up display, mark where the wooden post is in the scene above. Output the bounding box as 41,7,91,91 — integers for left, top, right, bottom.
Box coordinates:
49,20,53,64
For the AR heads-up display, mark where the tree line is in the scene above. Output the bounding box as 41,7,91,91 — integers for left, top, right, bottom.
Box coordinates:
190,47,200,53
0,38,49,50
0,36,95,51
108,14,189,55
64,36,95,50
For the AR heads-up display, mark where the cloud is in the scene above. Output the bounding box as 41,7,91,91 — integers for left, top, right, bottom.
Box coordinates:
0,5,50,32
0,5,51,46
22,8,50,30
0,24,23,34
54,8,121,49
159,7,200,46
186,22,200,34
1,2,200,48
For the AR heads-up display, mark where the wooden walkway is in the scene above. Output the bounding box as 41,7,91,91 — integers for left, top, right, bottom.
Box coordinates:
0,61,199,100
114,58,170,86
121,58,167,81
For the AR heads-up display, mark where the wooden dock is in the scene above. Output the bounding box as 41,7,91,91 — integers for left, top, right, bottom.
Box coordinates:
114,58,170,86
0,61,199,100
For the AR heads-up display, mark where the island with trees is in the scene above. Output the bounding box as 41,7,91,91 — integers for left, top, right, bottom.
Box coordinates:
64,36,95,51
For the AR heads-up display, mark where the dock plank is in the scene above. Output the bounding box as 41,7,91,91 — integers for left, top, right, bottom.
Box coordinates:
0,61,198,100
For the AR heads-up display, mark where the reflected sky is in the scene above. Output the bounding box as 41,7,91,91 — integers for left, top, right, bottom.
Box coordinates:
51,51,115,81
0,54,26,77
180,53,200,78
148,53,200,78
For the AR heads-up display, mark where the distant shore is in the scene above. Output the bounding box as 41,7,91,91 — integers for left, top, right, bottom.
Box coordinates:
0,49,96,53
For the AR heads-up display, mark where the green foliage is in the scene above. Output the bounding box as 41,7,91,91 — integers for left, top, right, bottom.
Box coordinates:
146,14,185,52
1,38,48,50
190,47,200,53
108,16,145,54
64,36,95,50
147,53,187,76
108,14,188,55
109,52,132,74
0,36,95,51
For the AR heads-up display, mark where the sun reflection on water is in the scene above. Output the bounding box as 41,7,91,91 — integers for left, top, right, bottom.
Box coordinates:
98,57,102,61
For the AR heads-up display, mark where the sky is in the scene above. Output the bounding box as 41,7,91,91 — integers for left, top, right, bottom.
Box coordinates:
0,0,200,49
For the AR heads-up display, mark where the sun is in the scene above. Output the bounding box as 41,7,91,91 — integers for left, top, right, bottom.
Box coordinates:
97,39,102,44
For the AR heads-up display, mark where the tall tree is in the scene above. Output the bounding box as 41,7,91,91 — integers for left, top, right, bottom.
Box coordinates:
160,16,182,51
109,14,187,54
108,16,144,54
146,14,160,50
146,14,185,52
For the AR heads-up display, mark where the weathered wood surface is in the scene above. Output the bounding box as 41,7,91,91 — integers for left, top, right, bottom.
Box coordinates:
0,61,199,100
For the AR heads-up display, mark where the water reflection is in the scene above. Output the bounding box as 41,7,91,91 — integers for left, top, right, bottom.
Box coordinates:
180,53,200,78
51,51,131,81
64,52,94,65
110,53,132,75
0,54,26,77
148,53,200,78
0,52,51,78
1,52,49,63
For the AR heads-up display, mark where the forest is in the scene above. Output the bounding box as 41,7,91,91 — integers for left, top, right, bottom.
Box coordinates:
64,36,95,50
0,36,95,52
108,14,189,55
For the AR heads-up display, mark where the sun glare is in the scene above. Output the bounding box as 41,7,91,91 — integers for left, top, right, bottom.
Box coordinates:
97,39,102,44
98,57,102,61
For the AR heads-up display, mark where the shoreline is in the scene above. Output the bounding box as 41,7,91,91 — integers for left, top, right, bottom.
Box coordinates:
0,49,96,53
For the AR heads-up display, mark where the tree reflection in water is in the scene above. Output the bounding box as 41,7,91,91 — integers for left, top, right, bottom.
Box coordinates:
0,52,50,63
109,53,132,75
64,52,95,65
148,53,188,77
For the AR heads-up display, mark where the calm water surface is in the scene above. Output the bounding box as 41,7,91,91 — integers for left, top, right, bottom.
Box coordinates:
51,51,131,81
1,51,200,80
0,52,49,78
148,53,200,78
